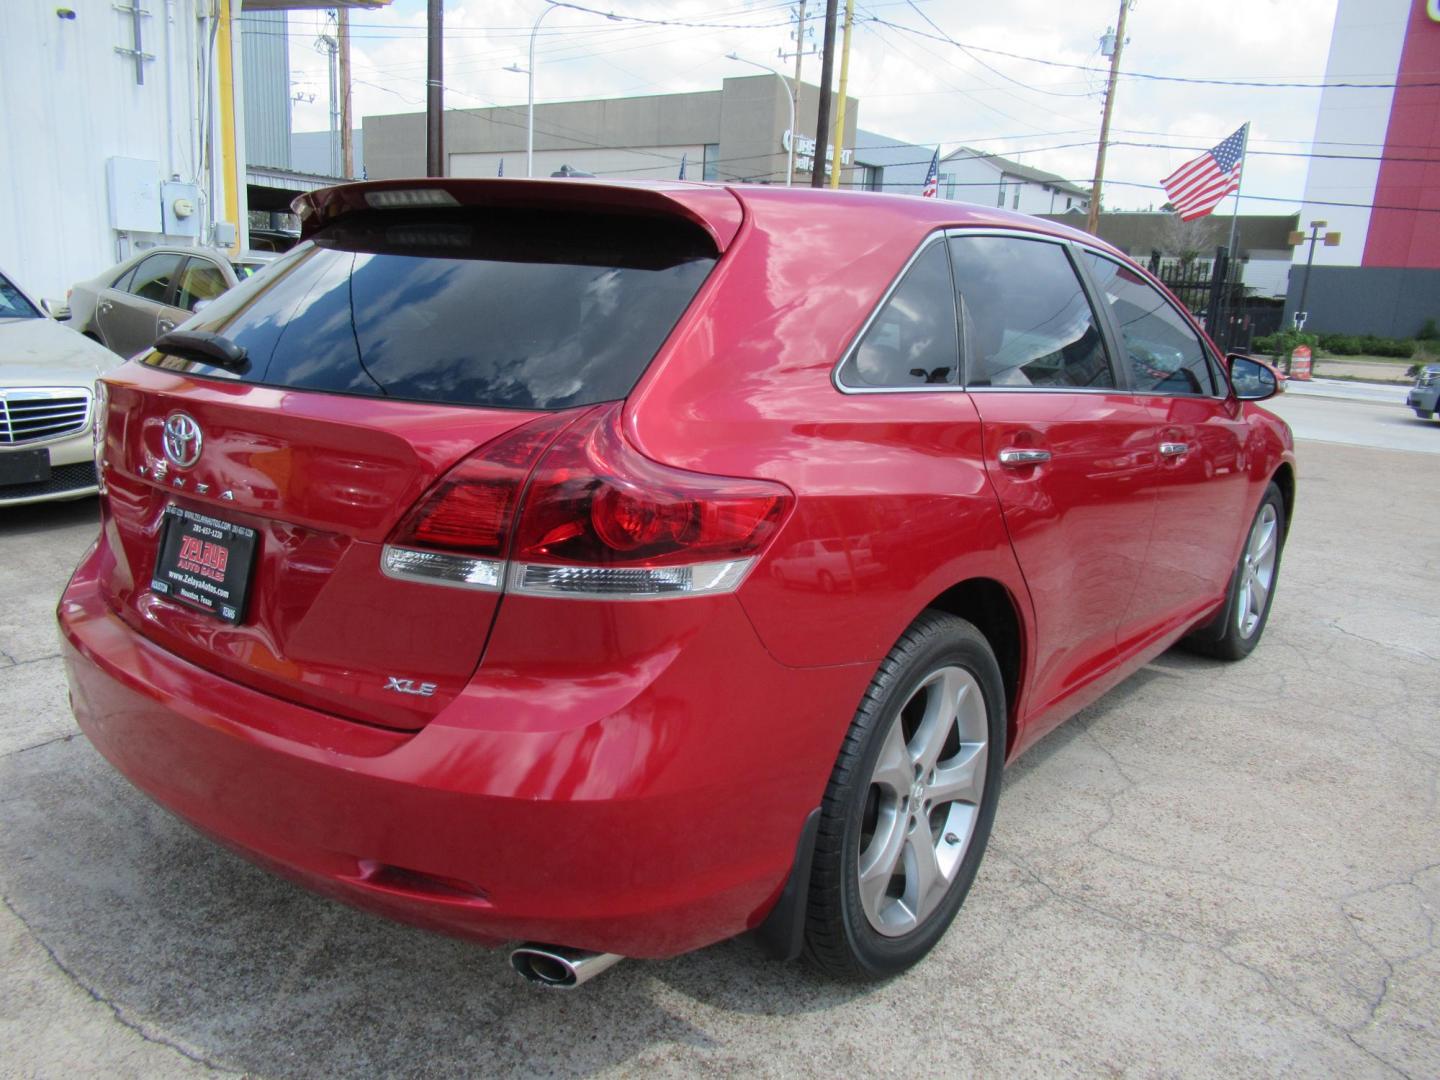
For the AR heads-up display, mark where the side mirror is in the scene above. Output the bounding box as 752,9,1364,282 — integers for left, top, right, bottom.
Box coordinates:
1228,354,1281,402
191,298,213,314
41,298,67,319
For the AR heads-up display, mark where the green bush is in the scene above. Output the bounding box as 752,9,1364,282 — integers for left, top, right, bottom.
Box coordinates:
1253,330,1318,358
1418,318,1438,341
1287,332,1418,359
1318,333,1363,355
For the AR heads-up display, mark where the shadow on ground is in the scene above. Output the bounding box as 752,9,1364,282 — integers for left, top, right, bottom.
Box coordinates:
0,736,873,1078
0,497,98,539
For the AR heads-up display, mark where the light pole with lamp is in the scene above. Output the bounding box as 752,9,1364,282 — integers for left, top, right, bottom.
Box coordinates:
508,3,620,178
726,52,795,186
1288,219,1341,331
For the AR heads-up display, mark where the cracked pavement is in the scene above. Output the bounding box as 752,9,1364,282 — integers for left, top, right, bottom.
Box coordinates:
1,428,1437,1078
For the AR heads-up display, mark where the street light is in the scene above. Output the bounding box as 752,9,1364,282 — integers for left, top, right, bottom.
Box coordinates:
726,52,795,187
516,3,620,178
1289,219,1341,331
523,4,559,178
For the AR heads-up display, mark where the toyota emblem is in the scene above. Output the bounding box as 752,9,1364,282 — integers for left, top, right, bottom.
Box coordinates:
162,413,203,469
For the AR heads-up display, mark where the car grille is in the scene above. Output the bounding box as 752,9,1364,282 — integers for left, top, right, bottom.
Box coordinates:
0,461,97,501
0,388,92,446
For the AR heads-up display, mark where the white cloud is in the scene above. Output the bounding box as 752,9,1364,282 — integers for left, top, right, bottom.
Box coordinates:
284,0,1342,211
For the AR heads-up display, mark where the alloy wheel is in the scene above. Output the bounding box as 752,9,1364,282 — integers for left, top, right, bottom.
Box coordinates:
1237,502,1279,639
856,665,989,937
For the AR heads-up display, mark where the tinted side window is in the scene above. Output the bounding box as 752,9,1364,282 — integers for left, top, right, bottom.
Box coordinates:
175,258,228,311
950,236,1113,389
143,210,717,411
127,253,183,305
1082,253,1216,396
838,241,959,388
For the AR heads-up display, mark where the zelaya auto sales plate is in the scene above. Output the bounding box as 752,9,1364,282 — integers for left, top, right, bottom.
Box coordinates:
150,505,258,624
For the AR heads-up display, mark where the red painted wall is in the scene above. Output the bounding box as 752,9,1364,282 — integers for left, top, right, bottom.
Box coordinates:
1362,2,1440,268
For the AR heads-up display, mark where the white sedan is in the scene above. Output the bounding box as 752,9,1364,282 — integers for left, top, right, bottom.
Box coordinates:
1,268,120,507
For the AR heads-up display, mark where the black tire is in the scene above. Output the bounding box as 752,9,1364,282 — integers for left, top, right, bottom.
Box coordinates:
803,610,1006,980
1415,409,1434,420
1184,482,1286,661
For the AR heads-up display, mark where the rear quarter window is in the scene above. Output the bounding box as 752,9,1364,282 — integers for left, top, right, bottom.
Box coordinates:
144,208,718,410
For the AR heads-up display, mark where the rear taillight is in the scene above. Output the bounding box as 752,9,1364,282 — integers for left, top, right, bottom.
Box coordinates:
383,411,577,591
509,403,791,598
383,402,791,599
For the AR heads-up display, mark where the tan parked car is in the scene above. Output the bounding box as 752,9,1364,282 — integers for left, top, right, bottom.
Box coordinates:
65,246,272,359
1,268,119,506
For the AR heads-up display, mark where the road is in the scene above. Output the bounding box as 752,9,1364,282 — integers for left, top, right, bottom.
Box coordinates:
2,390,1437,1078
1268,378,1440,454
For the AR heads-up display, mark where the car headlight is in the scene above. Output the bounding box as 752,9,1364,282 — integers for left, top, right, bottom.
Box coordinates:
93,379,109,489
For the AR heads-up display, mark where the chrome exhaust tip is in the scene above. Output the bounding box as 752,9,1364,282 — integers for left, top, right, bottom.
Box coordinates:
509,944,624,989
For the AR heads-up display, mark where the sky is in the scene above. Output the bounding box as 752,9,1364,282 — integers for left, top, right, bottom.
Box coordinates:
282,0,1343,213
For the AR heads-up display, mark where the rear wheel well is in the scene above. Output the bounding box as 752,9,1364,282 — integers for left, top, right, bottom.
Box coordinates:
924,579,1023,754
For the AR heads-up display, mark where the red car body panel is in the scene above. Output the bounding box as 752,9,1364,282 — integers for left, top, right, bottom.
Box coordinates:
59,179,1296,959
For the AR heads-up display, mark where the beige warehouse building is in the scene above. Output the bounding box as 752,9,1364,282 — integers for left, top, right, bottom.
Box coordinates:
362,75,860,187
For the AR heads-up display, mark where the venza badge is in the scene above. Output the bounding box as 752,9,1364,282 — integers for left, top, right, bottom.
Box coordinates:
163,412,203,469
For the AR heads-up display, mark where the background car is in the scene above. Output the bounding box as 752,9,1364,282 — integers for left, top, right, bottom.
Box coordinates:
1407,362,1440,420
65,246,273,359
60,180,1294,987
1,267,118,506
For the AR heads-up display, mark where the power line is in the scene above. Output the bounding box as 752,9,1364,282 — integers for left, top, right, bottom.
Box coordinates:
900,0,1099,100
869,15,1440,90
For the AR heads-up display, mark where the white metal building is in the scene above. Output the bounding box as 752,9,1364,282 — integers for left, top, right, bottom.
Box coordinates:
0,3,245,304
0,1,387,307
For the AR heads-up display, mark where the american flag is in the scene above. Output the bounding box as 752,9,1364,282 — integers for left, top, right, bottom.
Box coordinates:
922,148,940,199
1161,124,1248,221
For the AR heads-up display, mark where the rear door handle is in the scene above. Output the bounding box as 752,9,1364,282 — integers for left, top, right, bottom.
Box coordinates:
998,448,1052,467
1159,442,1189,458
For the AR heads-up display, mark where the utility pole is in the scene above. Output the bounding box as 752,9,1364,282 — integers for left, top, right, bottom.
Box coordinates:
1085,0,1130,235
790,2,807,104
322,31,339,177
426,0,444,177
338,9,353,178
810,0,838,188
782,0,810,184
827,0,854,189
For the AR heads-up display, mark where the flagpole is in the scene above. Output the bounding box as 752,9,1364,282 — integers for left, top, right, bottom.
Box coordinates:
1225,122,1249,259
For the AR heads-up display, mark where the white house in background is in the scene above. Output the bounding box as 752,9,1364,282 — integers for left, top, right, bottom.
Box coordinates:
938,148,1091,216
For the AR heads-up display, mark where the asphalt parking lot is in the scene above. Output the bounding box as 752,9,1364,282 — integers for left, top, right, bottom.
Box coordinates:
2,395,1437,1078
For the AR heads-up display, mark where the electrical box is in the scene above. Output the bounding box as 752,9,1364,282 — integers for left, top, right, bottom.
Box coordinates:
161,180,201,238
213,221,238,247
106,157,161,232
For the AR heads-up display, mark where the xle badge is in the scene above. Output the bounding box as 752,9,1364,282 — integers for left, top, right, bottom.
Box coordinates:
384,676,438,697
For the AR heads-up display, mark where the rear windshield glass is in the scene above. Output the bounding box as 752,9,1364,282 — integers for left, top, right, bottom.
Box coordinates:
143,208,718,410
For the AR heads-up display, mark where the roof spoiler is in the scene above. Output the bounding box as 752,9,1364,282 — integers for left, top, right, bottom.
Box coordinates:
292,178,745,252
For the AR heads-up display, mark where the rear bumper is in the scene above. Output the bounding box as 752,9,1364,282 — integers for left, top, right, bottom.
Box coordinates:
58,555,870,959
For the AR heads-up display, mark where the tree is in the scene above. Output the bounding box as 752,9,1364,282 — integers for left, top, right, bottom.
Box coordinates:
1158,213,1213,267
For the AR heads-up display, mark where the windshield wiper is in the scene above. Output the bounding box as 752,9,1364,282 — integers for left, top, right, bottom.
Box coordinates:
154,330,249,373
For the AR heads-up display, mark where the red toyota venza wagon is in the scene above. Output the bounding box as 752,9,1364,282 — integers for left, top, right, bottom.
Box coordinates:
59,179,1295,987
